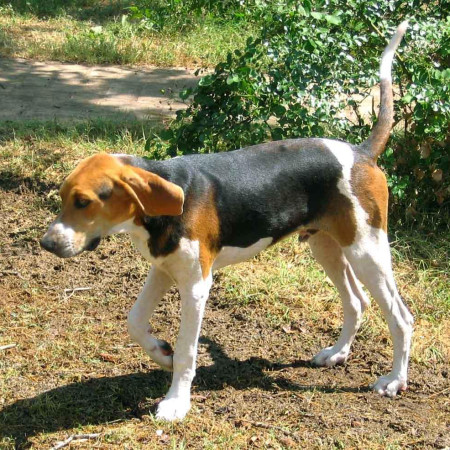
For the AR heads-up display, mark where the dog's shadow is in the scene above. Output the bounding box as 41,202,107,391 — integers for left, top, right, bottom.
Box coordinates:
0,337,368,448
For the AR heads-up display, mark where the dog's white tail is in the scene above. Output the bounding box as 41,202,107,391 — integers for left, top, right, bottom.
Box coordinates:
359,21,408,160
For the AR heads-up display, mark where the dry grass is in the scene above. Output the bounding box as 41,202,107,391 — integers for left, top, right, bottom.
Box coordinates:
0,123,449,449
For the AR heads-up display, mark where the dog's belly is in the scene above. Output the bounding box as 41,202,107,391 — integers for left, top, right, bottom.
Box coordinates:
212,237,272,270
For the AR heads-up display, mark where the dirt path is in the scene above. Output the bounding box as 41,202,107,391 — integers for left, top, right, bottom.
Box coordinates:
0,57,199,121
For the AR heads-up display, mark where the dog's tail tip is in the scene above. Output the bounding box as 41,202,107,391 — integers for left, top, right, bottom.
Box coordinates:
398,20,409,34
380,20,409,80
361,21,409,160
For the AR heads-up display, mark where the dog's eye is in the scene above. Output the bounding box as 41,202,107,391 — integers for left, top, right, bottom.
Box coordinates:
74,197,91,209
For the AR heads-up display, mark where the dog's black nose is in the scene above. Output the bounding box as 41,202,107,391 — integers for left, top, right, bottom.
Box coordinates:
40,235,56,253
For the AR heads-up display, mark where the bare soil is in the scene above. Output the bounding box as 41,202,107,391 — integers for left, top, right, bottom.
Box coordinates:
0,160,449,449
0,58,198,121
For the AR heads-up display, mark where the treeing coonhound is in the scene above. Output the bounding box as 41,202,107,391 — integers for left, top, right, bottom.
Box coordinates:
41,22,413,421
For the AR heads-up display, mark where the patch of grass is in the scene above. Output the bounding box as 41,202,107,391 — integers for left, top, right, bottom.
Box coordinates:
390,229,449,323
0,0,132,21
0,3,255,67
0,119,163,184
0,118,158,145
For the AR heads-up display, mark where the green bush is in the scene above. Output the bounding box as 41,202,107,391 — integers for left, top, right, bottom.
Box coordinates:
152,0,449,230
380,17,449,229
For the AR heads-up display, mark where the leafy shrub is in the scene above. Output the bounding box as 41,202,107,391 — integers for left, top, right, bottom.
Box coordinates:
152,0,449,229
380,17,449,228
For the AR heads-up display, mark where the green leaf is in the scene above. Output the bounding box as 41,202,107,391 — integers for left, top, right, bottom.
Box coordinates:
441,69,450,80
302,0,312,14
271,127,284,140
226,74,240,85
325,15,342,25
199,75,214,87
273,104,286,116
402,93,414,103
179,88,192,100
308,38,318,49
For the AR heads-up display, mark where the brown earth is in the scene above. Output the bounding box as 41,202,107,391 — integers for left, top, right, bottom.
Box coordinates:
0,160,449,449
0,58,198,121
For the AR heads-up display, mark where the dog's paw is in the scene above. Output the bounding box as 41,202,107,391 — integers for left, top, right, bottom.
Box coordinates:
372,373,407,397
311,346,349,367
146,339,174,371
156,397,191,421
152,353,174,372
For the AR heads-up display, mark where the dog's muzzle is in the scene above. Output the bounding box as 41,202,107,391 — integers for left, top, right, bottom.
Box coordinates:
40,228,101,258
40,234,59,254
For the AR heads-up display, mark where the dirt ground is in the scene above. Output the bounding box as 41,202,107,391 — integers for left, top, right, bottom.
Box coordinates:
0,58,198,121
0,155,449,449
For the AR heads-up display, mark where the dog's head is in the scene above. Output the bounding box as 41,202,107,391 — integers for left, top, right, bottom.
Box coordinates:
40,153,184,258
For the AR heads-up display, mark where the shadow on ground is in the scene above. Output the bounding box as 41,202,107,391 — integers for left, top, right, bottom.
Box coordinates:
0,337,369,448
0,169,58,193
0,58,198,122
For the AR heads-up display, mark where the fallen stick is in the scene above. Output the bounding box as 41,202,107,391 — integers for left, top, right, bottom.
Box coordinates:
427,387,450,398
63,287,92,300
0,270,25,280
64,287,92,294
51,433,100,450
238,418,300,441
0,344,17,351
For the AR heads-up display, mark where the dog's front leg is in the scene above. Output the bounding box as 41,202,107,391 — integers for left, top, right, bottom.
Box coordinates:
128,267,174,370
156,271,212,421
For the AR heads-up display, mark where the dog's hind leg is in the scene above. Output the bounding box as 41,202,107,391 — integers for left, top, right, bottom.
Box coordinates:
127,266,174,371
309,231,370,367
343,230,413,396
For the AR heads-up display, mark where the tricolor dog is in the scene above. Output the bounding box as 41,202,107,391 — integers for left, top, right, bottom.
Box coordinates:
41,22,413,421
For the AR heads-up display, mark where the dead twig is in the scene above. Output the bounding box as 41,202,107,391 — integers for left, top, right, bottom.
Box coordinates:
64,287,92,294
63,287,92,300
0,343,17,351
191,394,208,401
0,270,26,280
50,433,100,450
238,418,300,441
427,387,450,398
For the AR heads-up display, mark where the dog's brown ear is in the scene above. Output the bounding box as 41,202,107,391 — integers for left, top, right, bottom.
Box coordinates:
117,166,184,216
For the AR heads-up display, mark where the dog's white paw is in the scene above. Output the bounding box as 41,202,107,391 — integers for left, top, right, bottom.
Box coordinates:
372,373,407,397
156,396,191,421
145,339,174,371
311,346,349,367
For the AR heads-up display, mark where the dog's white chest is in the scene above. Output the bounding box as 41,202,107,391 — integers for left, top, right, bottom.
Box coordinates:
131,234,153,261
112,219,154,262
